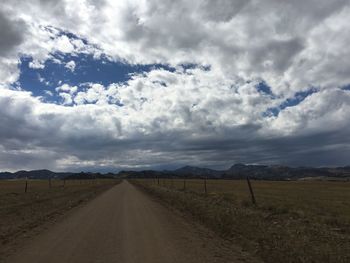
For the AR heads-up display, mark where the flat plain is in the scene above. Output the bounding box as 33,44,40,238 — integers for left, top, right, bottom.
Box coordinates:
2,178,349,262
133,179,350,263
2,180,260,263
0,179,119,260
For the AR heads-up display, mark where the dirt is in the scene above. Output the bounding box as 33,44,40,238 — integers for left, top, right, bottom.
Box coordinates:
3,180,260,263
0,181,117,261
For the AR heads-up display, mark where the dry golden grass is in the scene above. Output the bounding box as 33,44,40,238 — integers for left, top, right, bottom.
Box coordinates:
133,179,350,263
0,179,119,259
156,179,350,224
0,179,112,194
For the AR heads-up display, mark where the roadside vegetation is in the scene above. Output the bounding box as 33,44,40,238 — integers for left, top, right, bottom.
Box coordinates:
0,179,120,259
131,179,350,263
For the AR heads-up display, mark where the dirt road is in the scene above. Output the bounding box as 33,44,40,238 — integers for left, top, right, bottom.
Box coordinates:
4,181,257,263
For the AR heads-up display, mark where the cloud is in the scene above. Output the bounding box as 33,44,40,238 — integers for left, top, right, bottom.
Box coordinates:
55,84,78,105
65,60,76,72
56,84,78,94
1,0,350,92
199,0,250,22
29,60,45,69
0,0,350,170
268,89,350,136
1,71,350,171
0,10,25,56
44,90,53,96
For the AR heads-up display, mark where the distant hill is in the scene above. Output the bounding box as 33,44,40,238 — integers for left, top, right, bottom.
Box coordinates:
2,164,350,181
173,166,223,178
118,170,171,179
118,164,350,181
0,172,13,179
0,170,115,180
64,172,114,180
221,164,334,180
0,170,69,180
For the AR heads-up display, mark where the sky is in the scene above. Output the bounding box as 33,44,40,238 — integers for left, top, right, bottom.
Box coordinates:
1,0,350,172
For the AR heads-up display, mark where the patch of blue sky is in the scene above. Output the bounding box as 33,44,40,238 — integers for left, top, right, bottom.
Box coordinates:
14,53,176,103
342,84,350,91
255,81,274,96
12,28,213,104
263,88,318,117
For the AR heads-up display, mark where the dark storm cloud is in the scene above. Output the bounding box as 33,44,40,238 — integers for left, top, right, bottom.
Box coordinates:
0,11,26,56
252,38,305,73
199,0,251,22
1,88,350,172
0,0,350,171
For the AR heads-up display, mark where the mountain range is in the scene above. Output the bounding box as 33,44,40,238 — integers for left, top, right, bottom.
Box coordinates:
118,164,350,181
1,164,350,181
0,170,112,180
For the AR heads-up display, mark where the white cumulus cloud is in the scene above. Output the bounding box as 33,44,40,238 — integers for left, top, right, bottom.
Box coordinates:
65,60,76,72
0,0,350,170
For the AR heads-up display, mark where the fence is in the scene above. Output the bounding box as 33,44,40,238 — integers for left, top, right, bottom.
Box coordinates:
0,178,115,194
134,178,350,213
145,177,257,205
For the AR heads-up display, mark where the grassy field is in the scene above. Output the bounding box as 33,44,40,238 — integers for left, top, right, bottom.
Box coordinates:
133,179,350,263
0,179,113,194
0,179,120,260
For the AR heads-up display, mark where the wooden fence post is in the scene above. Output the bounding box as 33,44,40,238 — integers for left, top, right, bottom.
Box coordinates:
204,178,207,194
63,179,66,188
246,176,256,205
157,177,160,185
24,177,28,193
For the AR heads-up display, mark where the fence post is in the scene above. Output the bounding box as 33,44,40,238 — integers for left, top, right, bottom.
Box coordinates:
63,179,66,188
24,177,28,193
246,176,256,205
157,177,160,185
204,178,207,194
